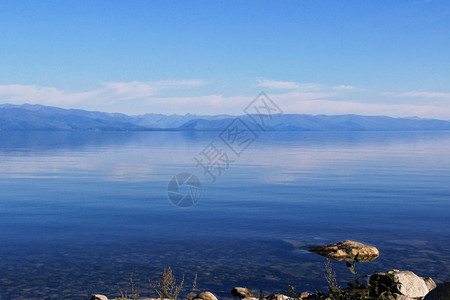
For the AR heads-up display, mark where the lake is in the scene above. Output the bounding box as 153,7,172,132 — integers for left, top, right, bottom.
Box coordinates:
0,131,449,299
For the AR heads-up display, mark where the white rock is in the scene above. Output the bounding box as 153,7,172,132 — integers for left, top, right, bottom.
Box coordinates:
388,270,429,298
299,292,311,299
90,295,108,300
422,277,437,291
232,287,253,298
265,294,292,300
194,291,219,300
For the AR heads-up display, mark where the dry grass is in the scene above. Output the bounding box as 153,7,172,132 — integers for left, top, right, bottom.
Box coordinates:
324,258,339,291
149,266,199,300
117,273,139,300
115,267,197,300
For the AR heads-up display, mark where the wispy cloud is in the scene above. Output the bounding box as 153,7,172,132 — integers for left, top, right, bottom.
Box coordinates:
1,79,449,119
0,80,207,108
257,79,328,92
257,79,358,92
101,80,206,101
131,90,450,119
0,84,97,105
333,85,357,90
257,79,300,89
280,97,450,119
389,90,450,100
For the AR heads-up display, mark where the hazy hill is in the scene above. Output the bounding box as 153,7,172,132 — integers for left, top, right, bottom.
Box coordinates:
0,104,144,131
177,114,450,131
1,103,450,131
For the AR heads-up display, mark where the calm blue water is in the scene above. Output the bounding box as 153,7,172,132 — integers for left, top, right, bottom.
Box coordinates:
0,131,449,299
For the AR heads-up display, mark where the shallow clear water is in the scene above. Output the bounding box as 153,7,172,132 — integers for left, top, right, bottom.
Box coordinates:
0,131,449,299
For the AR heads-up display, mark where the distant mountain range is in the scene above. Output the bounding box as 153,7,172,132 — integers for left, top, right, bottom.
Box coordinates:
1,103,450,131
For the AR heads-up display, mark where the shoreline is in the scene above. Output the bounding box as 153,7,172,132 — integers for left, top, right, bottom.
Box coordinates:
90,272,447,300
90,241,448,300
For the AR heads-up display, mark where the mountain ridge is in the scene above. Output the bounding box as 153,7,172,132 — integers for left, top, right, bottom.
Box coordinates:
1,103,450,131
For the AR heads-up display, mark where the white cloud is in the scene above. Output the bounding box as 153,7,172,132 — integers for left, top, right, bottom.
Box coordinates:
257,79,300,89
257,79,348,92
1,80,449,119
131,90,450,119
0,80,207,108
333,85,357,90
101,81,159,100
281,98,450,119
390,90,450,100
271,88,450,119
0,84,97,105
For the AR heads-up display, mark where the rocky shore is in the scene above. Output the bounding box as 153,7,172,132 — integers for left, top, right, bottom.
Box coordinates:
90,241,449,300
90,275,449,300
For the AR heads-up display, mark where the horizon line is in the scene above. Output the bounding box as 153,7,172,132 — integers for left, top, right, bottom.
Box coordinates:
1,102,448,121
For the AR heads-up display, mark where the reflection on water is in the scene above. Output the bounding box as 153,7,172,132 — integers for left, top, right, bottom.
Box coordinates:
0,131,449,299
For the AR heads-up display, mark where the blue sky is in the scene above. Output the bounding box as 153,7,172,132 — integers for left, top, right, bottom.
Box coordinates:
0,0,449,118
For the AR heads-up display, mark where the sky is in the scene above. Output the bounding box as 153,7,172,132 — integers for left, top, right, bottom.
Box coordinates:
0,0,449,119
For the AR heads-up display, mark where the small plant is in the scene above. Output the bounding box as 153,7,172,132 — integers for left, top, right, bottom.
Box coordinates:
259,290,265,300
344,249,367,289
322,251,401,300
116,267,197,300
187,274,198,300
284,252,402,299
148,266,198,300
366,272,400,300
325,259,339,292
286,280,300,299
149,266,184,300
117,273,139,300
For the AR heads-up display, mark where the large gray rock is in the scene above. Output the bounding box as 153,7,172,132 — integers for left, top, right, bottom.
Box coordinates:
424,282,450,300
90,295,108,300
387,270,429,298
194,291,219,300
309,240,379,261
232,287,253,298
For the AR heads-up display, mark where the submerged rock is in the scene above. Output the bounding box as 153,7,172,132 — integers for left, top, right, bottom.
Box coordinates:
309,240,379,261
232,287,253,298
424,282,450,300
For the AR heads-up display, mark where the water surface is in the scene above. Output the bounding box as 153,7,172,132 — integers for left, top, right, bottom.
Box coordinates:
0,131,449,299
